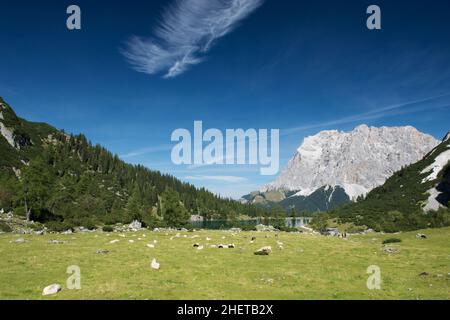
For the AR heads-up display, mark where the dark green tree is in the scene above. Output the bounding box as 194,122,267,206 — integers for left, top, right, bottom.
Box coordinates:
161,188,190,227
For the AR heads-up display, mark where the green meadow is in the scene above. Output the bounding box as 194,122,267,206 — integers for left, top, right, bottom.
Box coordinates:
0,227,449,300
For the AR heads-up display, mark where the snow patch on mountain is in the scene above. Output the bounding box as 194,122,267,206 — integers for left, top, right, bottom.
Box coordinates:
263,125,439,200
423,187,444,212
444,132,450,142
341,184,370,200
421,149,450,183
0,122,15,148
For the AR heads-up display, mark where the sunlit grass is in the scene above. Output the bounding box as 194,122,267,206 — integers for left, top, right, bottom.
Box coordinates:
0,227,449,300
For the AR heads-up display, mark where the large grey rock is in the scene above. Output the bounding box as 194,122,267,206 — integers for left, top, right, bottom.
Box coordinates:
254,246,272,256
42,284,62,296
129,220,142,230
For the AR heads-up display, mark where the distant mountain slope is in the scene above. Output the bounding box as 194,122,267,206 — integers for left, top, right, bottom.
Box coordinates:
0,98,57,169
243,185,350,213
329,133,450,232
0,97,265,227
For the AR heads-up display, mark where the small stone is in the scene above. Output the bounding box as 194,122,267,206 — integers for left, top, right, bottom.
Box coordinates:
193,243,200,248
197,245,204,250
147,244,155,248
418,272,429,277
11,238,25,244
128,240,134,243
42,284,62,296
151,258,160,270
96,249,109,254
109,239,120,244
228,244,235,249
49,240,66,245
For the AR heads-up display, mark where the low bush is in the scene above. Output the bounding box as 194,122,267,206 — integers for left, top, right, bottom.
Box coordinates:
102,225,114,232
382,238,402,244
241,225,257,231
46,221,73,232
0,222,12,233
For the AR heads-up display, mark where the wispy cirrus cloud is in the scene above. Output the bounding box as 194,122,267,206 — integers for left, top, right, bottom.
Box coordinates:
185,175,248,183
120,144,172,159
283,93,450,136
122,0,264,78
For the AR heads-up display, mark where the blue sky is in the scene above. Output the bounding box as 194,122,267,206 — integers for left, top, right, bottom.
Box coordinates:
1,0,450,198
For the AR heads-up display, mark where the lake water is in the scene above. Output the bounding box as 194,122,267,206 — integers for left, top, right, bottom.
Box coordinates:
189,217,313,230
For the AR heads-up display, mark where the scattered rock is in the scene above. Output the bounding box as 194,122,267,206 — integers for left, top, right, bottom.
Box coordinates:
254,246,272,256
10,238,25,244
146,244,155,248
206,237,212,241
210,245,217,248
96,249,109,254
251,237,256,241
255,224,278,232
416,233,427,239
129,220,142,231
109,239,120,244
197,245,204,250
228,244,235,249
383,248,399,253
49,240,66,245
151,258,160,270
42,284,62,296
418,272,429,277
128,240,134,243
193,243,200,248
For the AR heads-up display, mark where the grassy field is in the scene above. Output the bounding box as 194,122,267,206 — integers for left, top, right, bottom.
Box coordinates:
0,227,449,300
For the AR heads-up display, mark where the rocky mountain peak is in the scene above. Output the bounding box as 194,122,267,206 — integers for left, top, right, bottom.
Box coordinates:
263,125,439,200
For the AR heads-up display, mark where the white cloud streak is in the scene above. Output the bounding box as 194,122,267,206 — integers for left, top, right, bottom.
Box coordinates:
185,175,248,183
283,93,450,136
122,0,264,78
120,145,172,159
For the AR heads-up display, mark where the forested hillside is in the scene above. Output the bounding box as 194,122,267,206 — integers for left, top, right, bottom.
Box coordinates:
0,97,266,229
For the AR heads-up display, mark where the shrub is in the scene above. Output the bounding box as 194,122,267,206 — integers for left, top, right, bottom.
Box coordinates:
277,226,298,233
102,225,114,232
382,238,402,244
241,225,257,231
46,221,73,232
0,222,12,233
